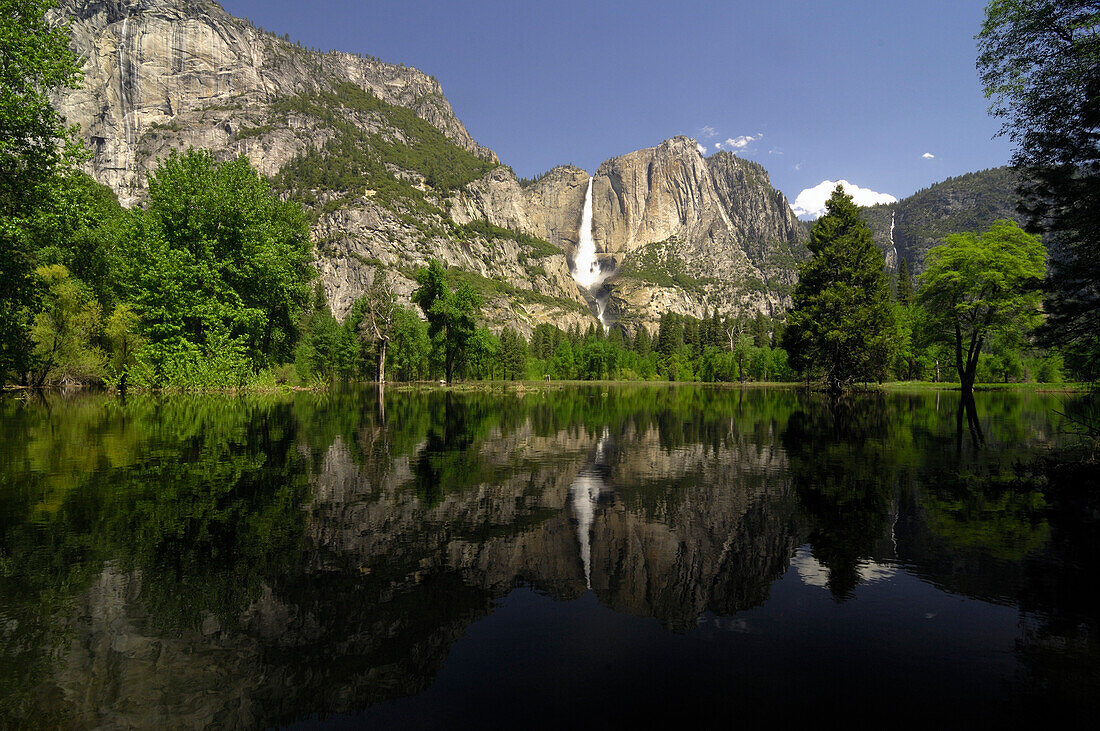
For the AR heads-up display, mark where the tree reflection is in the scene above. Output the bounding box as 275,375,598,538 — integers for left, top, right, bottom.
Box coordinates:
957,392,986,451
783,394,896,599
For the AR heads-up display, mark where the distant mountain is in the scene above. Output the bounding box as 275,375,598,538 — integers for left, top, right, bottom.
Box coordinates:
860,167,1021,272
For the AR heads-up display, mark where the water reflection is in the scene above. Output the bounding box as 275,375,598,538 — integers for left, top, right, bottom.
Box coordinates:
0,386,1096,726
569,428,611,589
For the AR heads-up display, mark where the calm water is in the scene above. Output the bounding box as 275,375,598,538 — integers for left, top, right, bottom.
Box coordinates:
1,386,1097,728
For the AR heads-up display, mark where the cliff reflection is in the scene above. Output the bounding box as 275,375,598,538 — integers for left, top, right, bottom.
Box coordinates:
0,386,1091,727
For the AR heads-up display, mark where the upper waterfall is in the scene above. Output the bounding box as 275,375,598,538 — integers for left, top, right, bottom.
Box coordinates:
573,177,604,290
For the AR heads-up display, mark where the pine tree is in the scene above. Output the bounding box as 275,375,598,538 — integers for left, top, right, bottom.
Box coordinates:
782,185,896,392
896,258,912,305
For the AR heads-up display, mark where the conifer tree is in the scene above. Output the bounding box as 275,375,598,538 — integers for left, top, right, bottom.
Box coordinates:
897,258,912,305
782,186,896,392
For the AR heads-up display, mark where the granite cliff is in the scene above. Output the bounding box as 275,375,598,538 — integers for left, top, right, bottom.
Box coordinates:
51,0,807,333
592,140,806,329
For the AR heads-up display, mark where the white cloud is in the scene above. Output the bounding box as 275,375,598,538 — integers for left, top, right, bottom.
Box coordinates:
794,162,802,171
768,147,783,155
714,141,722,150
791,179,897,220
700,125,717,139
697,142,707,155
724,133,762,150
922,152,935,159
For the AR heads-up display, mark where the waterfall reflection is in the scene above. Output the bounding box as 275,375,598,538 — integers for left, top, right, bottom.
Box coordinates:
569,429,612,588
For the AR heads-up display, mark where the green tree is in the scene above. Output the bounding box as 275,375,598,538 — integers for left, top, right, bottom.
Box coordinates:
116,149,313,376
897,258,913,305
977,1,1100,368
499,327,528,380
411,259,481,383
29,265,105,386
782,185,897,392
387,305,431,381
917,220,1045,397
104,303,145,391
0,0,84,383
751,312,771,348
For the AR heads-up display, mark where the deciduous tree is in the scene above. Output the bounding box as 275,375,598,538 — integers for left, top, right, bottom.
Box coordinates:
412,260,481,383
359,265,397,382
1,0,84,382
917,220,1045,397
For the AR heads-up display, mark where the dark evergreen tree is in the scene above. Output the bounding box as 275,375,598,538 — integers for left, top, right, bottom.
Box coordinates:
782,186,897,392
657,312,684,356
896,258,912,305
499,327,527,380
752,312,771,348
633,326,652,356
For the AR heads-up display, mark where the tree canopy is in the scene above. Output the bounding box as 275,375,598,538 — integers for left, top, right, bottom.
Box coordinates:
782,185,896,391
917,220,1046,396
115,149,314,376
0,0,84,382
412,259,481,383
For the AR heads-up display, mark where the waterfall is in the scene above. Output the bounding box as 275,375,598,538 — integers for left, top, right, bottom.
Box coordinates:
569,430,609,589
573,177,611,329
889,210,898,264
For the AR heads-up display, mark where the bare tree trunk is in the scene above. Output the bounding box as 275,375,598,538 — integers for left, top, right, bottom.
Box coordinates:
377,338,387,383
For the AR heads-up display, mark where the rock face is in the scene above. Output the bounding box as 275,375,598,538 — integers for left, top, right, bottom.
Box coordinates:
592,139,807,330
51,0,495,206
449,165,591,250
51,0,807,333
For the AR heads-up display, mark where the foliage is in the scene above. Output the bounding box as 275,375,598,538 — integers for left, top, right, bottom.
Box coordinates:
917,220,1046,395
104,303,144,389
412,260,482,383
358,265,398,381
783,186,897,390
977,1,1100,366
498,327,528,380
115,149,313,384
272,82,495,211
29,265,105,386
0,0,85,382
387,305,432,381
27,171,125,305
617,238,717,294
450,219,560,259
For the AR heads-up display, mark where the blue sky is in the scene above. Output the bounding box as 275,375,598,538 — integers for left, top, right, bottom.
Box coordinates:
220,0,1011,209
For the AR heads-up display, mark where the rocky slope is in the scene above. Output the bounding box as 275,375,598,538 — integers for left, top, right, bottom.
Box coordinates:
452,139,808,330
51,0,807,334
50,0,495,205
